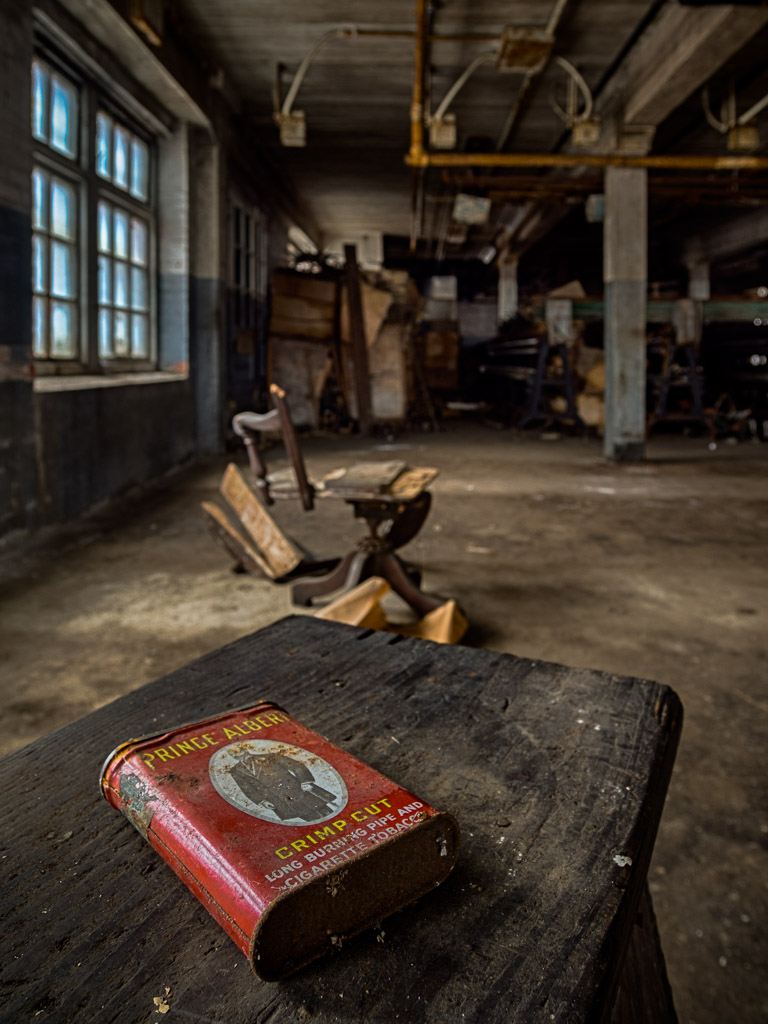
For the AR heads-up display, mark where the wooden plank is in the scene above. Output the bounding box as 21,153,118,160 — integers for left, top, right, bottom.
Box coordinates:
201,500,274,579
322,460,408,495
0,617,682,1023
343,245,373,434
387,466,439,501
610,884,678,1024
267,336,332,429
269,272,337,340
219,463,301,578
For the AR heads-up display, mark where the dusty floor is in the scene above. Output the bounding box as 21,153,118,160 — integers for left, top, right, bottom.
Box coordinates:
1,424,766,1023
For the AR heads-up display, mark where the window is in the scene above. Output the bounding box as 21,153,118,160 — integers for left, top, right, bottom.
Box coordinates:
231,205,266,330
32,58,80,360
32,168,79,358
31,54,156,370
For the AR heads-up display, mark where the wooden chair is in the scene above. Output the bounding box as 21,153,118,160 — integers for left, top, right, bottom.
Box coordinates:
210,384,441,615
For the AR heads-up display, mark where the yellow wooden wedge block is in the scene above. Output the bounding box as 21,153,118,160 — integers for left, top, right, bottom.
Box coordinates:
315,576,391,631
314,576,468,644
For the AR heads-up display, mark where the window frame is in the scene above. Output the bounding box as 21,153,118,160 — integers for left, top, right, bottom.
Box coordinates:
31,45,158,376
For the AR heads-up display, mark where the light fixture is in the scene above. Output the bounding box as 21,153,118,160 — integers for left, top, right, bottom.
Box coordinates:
274,111,306,148
550,57,601,149
703,83,766,153
273,27,358,148
429,113,457,151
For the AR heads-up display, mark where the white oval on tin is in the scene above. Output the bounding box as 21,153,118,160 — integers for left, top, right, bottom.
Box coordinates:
209,739,348,825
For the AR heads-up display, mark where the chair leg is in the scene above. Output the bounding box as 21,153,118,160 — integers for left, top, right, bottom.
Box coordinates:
382,493,432,551
291,550,369,607
372,552,441,617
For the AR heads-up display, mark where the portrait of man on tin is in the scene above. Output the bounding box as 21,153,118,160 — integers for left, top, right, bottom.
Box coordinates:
230,749,337,822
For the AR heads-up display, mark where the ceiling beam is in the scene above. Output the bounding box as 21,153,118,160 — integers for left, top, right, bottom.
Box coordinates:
607,3,768,127
683,206,768,265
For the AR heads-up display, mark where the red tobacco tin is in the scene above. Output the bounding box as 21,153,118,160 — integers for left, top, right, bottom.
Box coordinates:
100,701,460,980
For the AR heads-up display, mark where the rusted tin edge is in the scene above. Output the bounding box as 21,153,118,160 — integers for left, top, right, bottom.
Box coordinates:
145,821,251,947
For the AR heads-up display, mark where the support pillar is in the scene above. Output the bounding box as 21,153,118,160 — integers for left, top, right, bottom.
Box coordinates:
189,129,225,455
498,257,519,324
603,167,647,461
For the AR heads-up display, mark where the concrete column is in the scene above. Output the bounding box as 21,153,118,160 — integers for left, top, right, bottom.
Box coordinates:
686,260,710,302
603,167,647,461
498,257,519,323
189,128,225,455
0,1,38,538
157,123,190,374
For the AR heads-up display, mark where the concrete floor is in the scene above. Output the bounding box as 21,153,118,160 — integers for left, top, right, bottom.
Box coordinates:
1,424,766,1023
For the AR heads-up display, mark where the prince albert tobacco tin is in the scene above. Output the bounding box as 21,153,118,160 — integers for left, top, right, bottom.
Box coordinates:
100,701,460,981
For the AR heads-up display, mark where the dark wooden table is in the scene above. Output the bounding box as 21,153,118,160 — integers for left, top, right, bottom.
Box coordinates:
0,617,681,1023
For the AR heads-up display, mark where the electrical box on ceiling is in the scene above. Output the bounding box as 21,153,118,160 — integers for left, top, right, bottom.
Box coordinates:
572,119,601,148
129,0,164,46
274,111,307,147
429,114,457,151
728,123,760,152
453,194,491,225
496,28,554,74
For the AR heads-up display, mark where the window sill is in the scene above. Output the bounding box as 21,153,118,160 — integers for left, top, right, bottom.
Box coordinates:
33,371,188,393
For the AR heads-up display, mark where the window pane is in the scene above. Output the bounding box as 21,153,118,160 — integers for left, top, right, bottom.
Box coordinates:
32,62,48,142
131,314,148,357
130,138,149,200
130,267,148,311
114,311,129,355
114,127,128,189
96,113,112,178
51,179,75,240
98,309,112,358
114,261,128,308
98,202,111,253
51,302,77,357
33,297,46,357
114,210,128,258
98,255,111,304
130,218,148,265
32,169,47,230
32,235,47,294
50,74,77,158
51,241,75,299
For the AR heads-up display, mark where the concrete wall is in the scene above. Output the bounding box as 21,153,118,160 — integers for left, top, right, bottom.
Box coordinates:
0,1,281,544
0,2,37,539
35,381,194,523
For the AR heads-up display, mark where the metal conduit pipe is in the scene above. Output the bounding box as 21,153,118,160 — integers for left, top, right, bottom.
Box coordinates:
409,0,431,249
432,50,497,123
406,151,768,170
495,0,571,151
281,26,358,116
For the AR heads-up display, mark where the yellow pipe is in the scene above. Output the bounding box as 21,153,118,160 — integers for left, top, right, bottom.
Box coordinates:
410,0,429,165
406,150,768,171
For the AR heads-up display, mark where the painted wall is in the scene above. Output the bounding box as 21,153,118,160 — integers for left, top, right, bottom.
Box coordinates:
35,380,195,523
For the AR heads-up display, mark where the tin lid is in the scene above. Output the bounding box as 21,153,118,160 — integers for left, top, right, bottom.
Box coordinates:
99,700,281,798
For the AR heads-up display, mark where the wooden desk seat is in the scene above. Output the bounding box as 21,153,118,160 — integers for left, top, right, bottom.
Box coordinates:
214,384,443,614
0,617,681,1023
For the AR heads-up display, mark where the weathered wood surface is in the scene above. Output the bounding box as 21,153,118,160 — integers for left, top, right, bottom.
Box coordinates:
219,463,302,578
610,885,678,1024
0,616,682,1023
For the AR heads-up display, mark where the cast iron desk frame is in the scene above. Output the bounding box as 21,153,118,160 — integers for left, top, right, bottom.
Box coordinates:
0,617,681,1023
